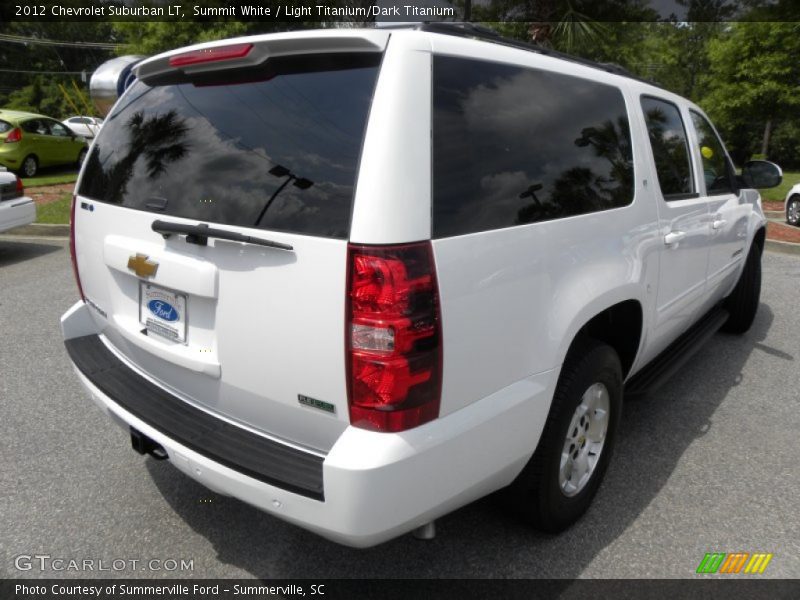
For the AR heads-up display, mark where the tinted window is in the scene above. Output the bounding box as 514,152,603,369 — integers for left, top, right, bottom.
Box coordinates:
48,121,71,137
690,111,735,195
78,54,380,239
22,119,49,135
641,97,695,199
432,56,633,238
71,117,90,124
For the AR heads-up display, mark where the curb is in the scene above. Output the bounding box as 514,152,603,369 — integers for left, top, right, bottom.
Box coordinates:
4,223,69,237
764,210,784,219
765,239,800,256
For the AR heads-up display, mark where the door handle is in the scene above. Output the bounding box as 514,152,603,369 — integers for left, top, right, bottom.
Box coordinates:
664,231,686,246
712,219,727,230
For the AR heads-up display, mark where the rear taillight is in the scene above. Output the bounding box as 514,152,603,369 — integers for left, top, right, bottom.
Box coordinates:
346,242,442,433
169,43,253,67
15,176,23,197
69,194,85,301
4,127,22,143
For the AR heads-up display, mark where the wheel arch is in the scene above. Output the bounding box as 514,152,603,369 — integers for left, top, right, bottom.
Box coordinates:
752,225,766,255
561,299,643,381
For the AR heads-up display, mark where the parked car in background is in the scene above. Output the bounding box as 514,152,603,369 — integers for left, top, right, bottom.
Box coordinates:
786,184,800,226
0,109,88,177
63,116,104,139
0,166,34,233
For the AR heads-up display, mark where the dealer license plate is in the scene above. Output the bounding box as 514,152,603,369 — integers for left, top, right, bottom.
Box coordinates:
139,283,187,343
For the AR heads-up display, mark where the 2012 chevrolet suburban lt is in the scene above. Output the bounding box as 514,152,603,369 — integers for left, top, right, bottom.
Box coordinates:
60,24,782,547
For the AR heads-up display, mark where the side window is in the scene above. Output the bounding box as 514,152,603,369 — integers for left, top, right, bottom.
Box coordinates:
48,121,71,137
690,111,735,195
641,97,695,200
21,119,47,135
432,56,634,238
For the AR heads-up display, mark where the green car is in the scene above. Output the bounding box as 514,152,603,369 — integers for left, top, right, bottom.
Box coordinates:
0,109,88,177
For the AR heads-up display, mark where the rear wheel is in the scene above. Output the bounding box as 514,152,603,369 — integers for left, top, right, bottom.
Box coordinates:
21,155,38,178
721,241,762,334
506,339,622,533
787,196,800,226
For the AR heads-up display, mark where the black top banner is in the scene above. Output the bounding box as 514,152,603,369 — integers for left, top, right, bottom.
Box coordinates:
2,0,800,23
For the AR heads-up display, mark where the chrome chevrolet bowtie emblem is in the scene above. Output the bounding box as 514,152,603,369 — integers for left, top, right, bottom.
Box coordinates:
127,253,159,278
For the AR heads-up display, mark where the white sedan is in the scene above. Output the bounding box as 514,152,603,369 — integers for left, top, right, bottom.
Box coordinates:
786,184,800,227
63,116,103,139
0,167,35,233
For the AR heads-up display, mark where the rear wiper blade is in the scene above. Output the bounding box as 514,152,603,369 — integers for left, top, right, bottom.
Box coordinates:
151,220,293,251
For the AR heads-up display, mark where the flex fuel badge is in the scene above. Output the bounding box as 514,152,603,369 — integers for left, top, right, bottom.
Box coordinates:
298,395,336,414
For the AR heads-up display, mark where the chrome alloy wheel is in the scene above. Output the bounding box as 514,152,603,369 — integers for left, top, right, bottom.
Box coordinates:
559,382,610,497
788,198,800,226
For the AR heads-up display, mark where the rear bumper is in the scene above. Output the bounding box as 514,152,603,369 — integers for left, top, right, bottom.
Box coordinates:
0,196,35,232
61,301,555,547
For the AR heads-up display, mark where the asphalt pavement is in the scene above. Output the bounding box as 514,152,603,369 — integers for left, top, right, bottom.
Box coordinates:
2,237,799,579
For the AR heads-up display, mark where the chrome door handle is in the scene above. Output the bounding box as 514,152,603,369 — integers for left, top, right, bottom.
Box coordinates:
712,219,727,230
664,231,686,246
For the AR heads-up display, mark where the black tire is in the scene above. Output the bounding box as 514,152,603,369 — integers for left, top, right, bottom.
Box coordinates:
787,196,800,227
20,154,38,178
77,147,88,167
505,338,622,533
721,241,762,334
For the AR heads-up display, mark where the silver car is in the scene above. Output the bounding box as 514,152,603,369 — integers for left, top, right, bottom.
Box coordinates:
0,167,35,233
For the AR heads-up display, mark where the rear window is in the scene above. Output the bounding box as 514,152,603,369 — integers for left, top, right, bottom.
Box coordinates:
432,55,634,238
78,53,381,239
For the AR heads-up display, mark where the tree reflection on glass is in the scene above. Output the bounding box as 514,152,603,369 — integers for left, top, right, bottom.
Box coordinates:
83,110,189,205
641,101,694,197
517,117,633,224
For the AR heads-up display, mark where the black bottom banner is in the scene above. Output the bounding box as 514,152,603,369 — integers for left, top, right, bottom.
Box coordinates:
3,579,800,600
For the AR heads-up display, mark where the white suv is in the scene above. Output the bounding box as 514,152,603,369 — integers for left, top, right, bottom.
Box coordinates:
61,24,781,547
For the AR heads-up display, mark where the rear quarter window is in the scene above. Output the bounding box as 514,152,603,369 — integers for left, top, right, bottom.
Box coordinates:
0,120,12,133
78,53,381,239
432,55,634,238
641,96,696,200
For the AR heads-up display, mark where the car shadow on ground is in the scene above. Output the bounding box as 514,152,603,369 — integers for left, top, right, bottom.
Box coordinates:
145,303,778,578
0,239,62,268
27,165,79,178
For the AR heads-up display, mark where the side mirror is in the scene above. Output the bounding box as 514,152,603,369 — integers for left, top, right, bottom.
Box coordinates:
741,160,782,189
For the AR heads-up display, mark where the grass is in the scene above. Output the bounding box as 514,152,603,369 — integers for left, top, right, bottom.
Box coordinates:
21,169,78,188
35,193,71,224
759,170,800,202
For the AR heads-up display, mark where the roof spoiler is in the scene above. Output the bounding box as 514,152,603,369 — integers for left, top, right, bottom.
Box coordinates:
134,31,389,84
90,55,145,116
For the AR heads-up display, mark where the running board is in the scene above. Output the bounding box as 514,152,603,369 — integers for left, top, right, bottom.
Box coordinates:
625,307,729,399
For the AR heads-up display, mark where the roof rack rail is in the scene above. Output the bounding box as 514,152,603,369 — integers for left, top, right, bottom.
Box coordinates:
406,21,660,89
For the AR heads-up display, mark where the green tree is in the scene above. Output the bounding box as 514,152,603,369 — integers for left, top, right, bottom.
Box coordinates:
702,22,800,159
113,21,263,56
0,21,117,116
